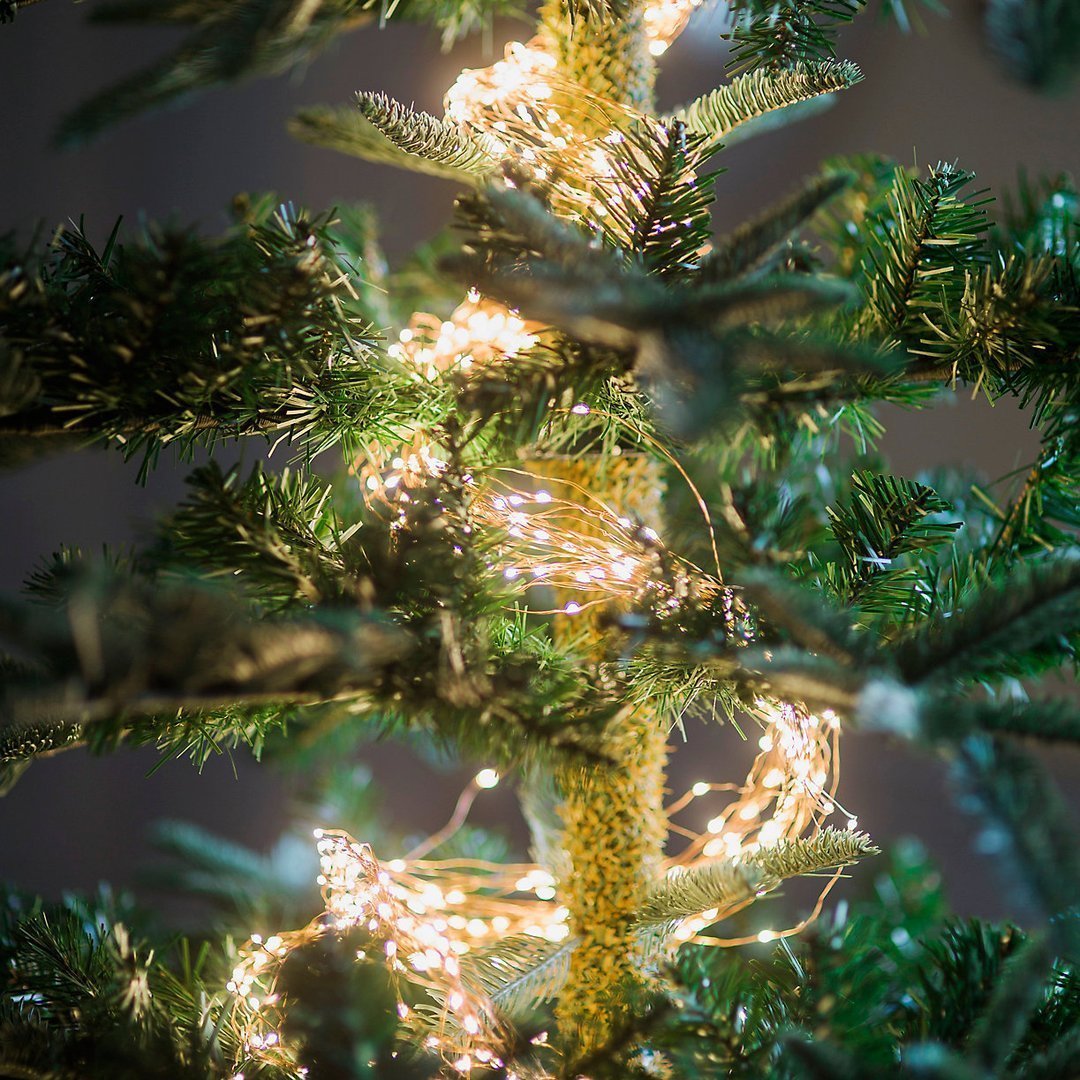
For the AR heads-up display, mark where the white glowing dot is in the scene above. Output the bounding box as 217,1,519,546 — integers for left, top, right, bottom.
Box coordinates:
758,930,776,943
692,781,710,797
475,768,500,789
571,403,590,415
564,602,582,615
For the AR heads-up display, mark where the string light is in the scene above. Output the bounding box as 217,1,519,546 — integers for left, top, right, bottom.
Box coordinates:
229,689,854,1071
227,4,862,1070
388,290,540,381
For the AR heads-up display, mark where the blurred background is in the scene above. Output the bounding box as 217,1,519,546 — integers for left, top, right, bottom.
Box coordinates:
0,0,1078,923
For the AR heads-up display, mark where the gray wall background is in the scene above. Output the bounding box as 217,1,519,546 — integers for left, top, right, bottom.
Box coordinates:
0,0,1078,921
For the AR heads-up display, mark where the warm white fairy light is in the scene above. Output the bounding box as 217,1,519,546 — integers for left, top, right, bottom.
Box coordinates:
230,687,855,1070
476,476,728,620
643,0,704,55
388,291,539,381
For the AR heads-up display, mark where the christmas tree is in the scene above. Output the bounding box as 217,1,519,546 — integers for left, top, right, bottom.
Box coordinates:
1,0,1079,1076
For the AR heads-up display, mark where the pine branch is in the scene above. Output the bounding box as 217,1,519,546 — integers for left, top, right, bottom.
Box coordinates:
748,827,878,883
727,0,867,75
855,163,991,351
0,891,247,1077
290,94,499,181
459,933,576,1016
920,696,1080,746
162,462,368,610
590,121,717,280
955,737,1080,957
699,169,856,284
0,204,395,473
669,61,863,151
967,936,1052,1073
895,552,1080,685
0,575,416,739
57,0,371,146
824,470,961,613
636,861,760,928
637,829,877,928
734,568,870,665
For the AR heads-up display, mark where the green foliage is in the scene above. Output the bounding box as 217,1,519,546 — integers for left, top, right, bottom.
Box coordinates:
163,462,370,610
895,551,1080,684
700,169,855,284
655,845,1080,1078
727,0,868,75
670,61,863,150
985,0,1080,92
820,470,961,619
0,888,250,1078
0,202,392,475
0,570,413,765
853,162,991,349
53,0,521,144
290,95,499,182
639,829,876,928
57,0,370,146
3,0,1080,1073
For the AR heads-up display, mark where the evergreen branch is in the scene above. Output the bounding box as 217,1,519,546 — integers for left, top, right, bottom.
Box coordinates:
895,552,1080,684
459,933,576,1017
967,936,1052,1073
955,737,1080,957
162,461,368,610
669,61,863,151
699,169,856,284
0,577,415,737
856,163,991,349
147,820,317,919
636,861,761,928
0,204,396,472
457,831,874,1022
0,892,247,1076
920,697,1080,745
589,121,717,279
289,95,499,181
637,829,876,928
748,827,878,884
735,568,869,665
727,0,867,74
57,0,371,146
824,470,961,610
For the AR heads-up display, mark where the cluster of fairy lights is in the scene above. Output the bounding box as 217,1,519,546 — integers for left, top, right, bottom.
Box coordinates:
225,3,859,1074
225,474,855,1070
226,701,854,1073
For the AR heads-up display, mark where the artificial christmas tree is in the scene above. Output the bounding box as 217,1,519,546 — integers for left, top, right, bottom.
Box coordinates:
1,0,1079,1077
